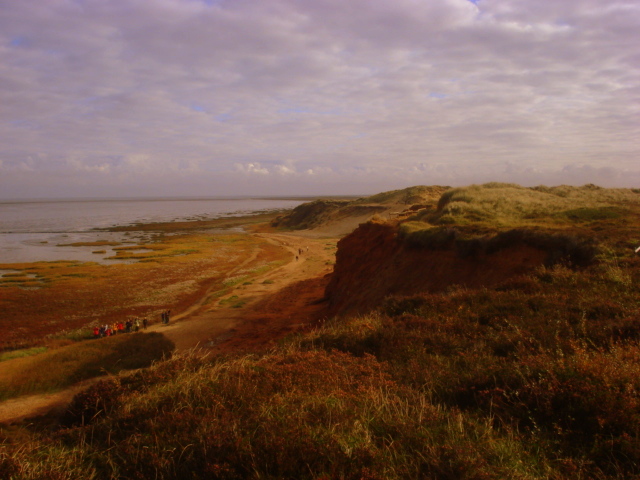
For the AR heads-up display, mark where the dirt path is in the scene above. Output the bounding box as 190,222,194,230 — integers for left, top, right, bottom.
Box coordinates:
151,232,335,351
0,232,337,425
0,378,103,426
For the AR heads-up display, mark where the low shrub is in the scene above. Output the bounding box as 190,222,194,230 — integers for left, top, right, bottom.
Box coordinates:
9,350,549,479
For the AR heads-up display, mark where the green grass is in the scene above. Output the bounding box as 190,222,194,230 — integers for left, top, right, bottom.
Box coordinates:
219,295,246,308
0,332,174,401
0,347,48,362
423,183,640,229
559,206,626,222
56,241,121,247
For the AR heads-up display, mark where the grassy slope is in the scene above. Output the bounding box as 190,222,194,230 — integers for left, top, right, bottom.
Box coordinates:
271,185,450,230
3,184,640,479
428,182,638,230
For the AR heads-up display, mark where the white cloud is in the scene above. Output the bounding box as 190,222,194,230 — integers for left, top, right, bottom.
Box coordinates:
235,163,270,175
0,0,638,197
274,164,296,175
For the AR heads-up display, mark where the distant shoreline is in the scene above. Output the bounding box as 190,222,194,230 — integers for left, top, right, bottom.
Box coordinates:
0,195,362,204
0,197,314,264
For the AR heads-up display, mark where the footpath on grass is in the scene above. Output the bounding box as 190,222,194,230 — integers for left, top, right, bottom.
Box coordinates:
0,231,338,425
148,232,336,353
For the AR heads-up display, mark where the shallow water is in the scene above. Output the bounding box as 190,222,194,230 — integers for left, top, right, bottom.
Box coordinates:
0,197,303,264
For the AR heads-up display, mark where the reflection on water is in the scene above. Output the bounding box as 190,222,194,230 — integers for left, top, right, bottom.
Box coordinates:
0,231,146,264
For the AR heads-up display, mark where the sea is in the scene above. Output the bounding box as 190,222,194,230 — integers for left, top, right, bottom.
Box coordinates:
0,197,306,265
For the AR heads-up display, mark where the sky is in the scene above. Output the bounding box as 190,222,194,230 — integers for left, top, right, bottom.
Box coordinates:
1,0,639,199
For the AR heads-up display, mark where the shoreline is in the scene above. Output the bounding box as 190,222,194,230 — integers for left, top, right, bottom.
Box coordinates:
0,209,289,266
0,194,360,204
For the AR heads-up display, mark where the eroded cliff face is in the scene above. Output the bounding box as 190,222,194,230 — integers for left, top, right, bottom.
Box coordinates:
325,221,548,315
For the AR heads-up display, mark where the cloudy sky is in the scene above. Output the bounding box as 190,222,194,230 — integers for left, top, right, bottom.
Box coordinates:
1,0,638,198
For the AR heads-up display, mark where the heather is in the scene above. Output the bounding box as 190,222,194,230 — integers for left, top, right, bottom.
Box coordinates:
304,265,640,477
2,184,640,479
4,260,640,478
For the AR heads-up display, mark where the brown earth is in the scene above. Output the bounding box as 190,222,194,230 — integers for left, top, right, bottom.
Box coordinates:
0,378,104,427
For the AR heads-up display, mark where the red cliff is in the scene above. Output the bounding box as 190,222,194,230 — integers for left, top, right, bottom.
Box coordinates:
325,221,549,315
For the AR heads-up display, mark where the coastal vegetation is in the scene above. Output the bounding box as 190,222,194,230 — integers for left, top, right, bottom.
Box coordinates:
0,232,290,352
2,183,640,479
0,332,173,401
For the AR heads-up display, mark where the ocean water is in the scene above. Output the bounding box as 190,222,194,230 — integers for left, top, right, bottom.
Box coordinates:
0,197,304,264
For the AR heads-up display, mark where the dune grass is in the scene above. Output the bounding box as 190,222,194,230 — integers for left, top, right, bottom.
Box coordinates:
353,185,449,205
420,182,640,229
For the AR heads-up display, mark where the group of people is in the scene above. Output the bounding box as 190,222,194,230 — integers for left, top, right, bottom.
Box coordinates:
93,318,147,338
92,310,172,338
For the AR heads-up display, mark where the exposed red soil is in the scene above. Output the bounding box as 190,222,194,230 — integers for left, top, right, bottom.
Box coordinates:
325,221,548,315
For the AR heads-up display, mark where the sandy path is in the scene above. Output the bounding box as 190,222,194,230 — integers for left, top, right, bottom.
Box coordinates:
0,378,104,425
150,233,334,351
0,232,336,425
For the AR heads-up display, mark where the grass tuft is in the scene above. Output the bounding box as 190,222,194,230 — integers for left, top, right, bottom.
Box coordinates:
0,332,174,400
